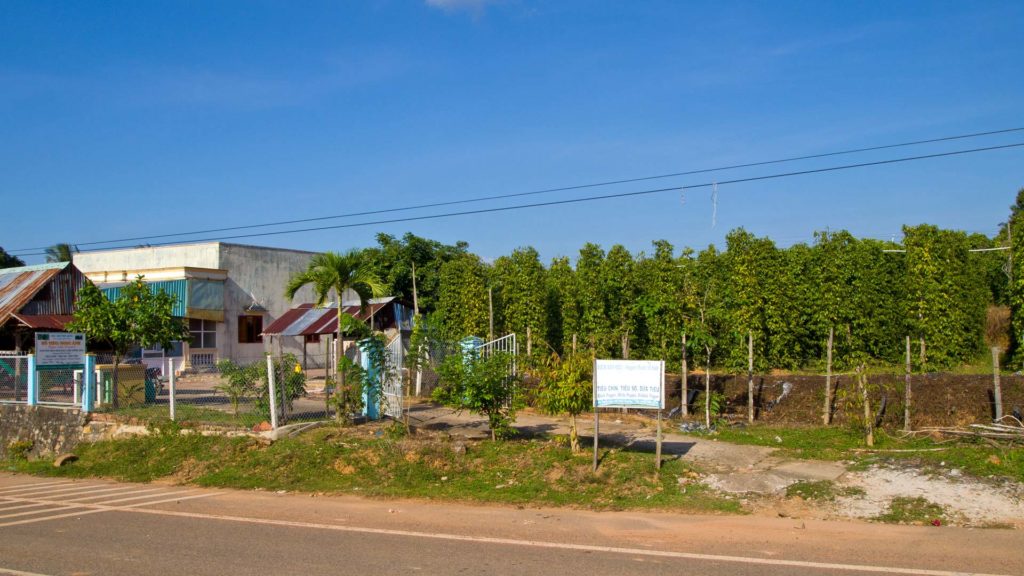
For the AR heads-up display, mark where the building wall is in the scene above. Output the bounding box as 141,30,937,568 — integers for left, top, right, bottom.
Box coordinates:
218,243,316,362
74,244,222,278
72,242,320,365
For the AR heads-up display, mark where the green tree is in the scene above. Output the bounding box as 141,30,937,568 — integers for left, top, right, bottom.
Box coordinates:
633,240,686,362
67,277,189,407
284,250,384,410
687,245,728,427
904,225,986,368
544,256,576,355
434,351,522,440
0,247,25,269
602,245,639,358
44,243,78,263
493,247,547,357
722,229,774,371
362,233,469,315
575,243,610,355
536,352,592,452
1007,189,1024,365
436,253,490,339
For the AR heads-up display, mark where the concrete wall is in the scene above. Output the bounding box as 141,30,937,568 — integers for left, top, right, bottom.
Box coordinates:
0,405,86,459
74,244,222,277
219,243,317,362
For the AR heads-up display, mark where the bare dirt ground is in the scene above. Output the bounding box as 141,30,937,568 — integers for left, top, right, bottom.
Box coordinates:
408,403,1024,528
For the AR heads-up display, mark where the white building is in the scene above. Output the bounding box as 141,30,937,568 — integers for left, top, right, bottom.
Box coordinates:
74,242,318,370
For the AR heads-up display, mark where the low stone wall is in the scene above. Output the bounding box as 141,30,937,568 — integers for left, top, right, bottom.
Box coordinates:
0,405,87,459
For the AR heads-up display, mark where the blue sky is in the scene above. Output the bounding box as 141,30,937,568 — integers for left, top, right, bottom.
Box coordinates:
2,1,1022,264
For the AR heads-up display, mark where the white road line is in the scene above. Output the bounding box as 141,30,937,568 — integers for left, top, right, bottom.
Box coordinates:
93,491,198,506
28,485,141,501
0,479,74,492
123,508,1010,576
5,484,112,498
0,505,83,520
0,503,51,514
62,487,166,502
0,492,217,528
0,481,75,495
2,490,199,510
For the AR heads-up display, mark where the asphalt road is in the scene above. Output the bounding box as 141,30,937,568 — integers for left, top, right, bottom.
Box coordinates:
0,474,1020,576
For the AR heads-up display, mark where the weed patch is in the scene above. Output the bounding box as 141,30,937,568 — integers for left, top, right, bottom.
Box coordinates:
785,480,865,501
875,497,946,525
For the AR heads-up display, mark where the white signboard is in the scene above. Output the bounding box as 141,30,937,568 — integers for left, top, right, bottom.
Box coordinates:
593,359,664,409
35,332,86,369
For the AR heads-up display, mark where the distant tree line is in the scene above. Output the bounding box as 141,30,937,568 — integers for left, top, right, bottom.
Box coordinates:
363,187,1019,373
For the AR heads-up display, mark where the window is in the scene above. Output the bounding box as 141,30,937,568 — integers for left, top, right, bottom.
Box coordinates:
304,334,321,344
238,315,263,344
189,318,217,349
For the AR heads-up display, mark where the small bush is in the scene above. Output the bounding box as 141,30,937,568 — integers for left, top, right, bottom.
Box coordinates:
7,439,33,460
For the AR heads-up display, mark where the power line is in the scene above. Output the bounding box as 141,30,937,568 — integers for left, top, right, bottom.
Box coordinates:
15,141,1024,258
10,126,1024,254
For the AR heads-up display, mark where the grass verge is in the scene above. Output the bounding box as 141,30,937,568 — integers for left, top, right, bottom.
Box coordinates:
4,423,740,514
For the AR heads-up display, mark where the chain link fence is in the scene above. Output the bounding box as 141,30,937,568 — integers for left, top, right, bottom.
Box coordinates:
0,355,29,403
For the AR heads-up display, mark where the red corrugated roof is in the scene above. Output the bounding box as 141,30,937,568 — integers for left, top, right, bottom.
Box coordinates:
10,314,76,330
261,303,315,335
262,300,393,336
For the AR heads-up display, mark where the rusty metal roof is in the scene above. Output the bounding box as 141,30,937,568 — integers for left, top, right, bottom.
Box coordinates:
262,298,396,336
9,314,75,330
0,262,70,327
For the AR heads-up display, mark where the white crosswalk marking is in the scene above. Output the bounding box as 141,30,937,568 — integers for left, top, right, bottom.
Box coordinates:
0,481,217,528
0,481,75,495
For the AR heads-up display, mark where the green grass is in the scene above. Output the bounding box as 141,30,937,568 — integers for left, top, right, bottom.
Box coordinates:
5,423,741,514
686,424,1024,483
875,497,946,525
785,480,865,501
101,404,262,428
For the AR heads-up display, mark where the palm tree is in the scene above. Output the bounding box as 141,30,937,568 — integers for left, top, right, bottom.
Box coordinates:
45,243,78,263
285,250,385,414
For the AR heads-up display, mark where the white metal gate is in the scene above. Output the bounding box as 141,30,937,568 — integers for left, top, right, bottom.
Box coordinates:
475,333,518,376
382,335,405,419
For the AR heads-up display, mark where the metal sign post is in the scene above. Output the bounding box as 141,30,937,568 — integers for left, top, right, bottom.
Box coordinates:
592,359,665,471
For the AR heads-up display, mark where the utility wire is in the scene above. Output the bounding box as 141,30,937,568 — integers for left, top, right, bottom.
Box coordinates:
15,141,1023,258
10,126,1024,254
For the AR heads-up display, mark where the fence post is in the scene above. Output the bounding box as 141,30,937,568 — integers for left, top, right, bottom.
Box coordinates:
904,336,911,431
992,347,1003,421
266,354,278,430
26,354,37,406
168,358,176,421
747,331,754,424
681,332,688,417
824,326,833,425
82,355,96,413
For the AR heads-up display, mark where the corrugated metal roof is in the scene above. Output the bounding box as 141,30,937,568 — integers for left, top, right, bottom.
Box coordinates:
10,314,75,330
262,298,397,336
0,262,71,326
100,279,188,317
